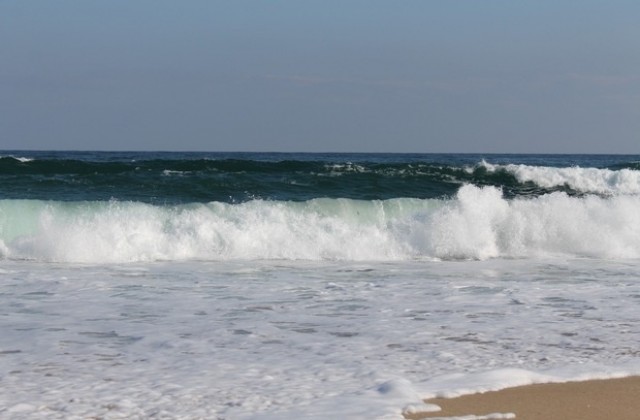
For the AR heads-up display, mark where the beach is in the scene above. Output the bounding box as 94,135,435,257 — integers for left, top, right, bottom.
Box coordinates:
3,0,640,415
409,376,640,420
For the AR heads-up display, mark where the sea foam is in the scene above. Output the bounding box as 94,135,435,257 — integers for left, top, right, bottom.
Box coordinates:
479,161,640,195
1,185,640,263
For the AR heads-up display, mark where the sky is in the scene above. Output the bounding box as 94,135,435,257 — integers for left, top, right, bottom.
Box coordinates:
1,1,639,153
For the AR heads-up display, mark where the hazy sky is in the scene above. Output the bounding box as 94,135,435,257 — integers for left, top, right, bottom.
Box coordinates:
2,1,639,153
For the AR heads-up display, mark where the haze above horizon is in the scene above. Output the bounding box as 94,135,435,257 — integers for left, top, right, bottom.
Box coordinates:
2,1,639,153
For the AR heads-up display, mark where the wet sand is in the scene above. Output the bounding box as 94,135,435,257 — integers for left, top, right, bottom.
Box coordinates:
406,376,640,420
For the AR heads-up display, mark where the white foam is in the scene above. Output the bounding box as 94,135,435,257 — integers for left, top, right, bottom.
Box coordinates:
420,185,640,260
0,155,34,163
161,169,187,176
480,161,640,195
2,185,640,263
1,257,639,419
323,162,368,174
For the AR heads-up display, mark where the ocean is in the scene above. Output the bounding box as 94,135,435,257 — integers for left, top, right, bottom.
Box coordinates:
1,151,639,419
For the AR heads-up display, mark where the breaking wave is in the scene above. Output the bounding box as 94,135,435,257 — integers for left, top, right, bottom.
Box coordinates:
1,185,639,263
479,161,640,195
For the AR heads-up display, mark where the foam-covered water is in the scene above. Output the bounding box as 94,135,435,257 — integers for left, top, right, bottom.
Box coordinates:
2,185,640,263
1,259,639,419
1,152,640,418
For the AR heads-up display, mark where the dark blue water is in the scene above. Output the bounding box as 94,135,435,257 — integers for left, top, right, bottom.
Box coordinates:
1,151,638,203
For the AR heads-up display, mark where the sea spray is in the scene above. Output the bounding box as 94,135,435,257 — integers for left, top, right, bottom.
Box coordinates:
425,185,640,259
479,160,640,195
2,186,640,263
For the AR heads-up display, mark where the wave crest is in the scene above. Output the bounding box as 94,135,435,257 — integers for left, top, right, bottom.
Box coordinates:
479,161,640,195
1,186,640,263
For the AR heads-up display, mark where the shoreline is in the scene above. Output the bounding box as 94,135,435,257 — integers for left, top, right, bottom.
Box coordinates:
406,376,640,420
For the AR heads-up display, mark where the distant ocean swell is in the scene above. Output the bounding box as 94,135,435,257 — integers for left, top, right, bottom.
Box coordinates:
2,155,640,202
2,185,640,263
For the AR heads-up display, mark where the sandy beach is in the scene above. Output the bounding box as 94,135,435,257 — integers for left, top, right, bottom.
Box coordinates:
407,376,640,420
